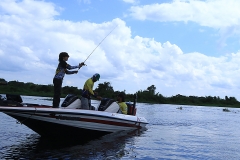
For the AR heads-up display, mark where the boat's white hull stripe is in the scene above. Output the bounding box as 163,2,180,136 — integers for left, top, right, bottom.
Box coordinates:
6,112,145,132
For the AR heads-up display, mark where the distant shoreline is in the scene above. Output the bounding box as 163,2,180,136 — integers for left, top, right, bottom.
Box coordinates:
1,79,240,108
1,92,239,108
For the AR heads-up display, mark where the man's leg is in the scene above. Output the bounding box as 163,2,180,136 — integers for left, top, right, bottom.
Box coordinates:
53,78,62,108
81,97,90,110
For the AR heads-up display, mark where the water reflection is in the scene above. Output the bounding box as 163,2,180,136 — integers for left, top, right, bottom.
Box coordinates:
1,128,147,160
66,129,145,160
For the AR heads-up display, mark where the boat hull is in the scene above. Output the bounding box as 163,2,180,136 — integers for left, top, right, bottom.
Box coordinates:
7,113,109,140
0,106,148,140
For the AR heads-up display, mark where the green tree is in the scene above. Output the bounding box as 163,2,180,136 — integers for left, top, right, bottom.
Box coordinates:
147,85,156,95
1,77,240,107
95,82,115,98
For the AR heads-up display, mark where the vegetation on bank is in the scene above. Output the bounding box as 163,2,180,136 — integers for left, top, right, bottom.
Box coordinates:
1,78,240,108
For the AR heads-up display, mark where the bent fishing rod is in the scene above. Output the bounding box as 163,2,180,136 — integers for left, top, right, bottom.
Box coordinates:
79,25,118,68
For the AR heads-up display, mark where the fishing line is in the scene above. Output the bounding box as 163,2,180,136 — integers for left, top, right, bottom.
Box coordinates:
81,25,118,67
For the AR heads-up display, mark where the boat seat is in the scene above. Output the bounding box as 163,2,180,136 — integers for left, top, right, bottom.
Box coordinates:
6,94,23,103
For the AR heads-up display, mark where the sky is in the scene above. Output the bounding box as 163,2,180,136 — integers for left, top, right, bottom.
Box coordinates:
1,0,240,100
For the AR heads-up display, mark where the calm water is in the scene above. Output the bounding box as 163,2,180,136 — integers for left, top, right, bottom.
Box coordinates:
1,96,240,160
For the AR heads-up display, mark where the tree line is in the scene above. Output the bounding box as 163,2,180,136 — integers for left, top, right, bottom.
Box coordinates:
1,78,240,107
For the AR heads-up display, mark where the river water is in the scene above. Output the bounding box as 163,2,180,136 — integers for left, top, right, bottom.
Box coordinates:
0,95,240,159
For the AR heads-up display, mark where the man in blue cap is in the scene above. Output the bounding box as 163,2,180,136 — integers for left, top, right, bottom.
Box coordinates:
81,73,102,109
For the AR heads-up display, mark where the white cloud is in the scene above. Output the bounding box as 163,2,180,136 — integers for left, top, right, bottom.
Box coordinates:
127,0,240,72
129,0,240,29
123,0,138,4
0,0,58,20
1,0,240,100
0,49,3,56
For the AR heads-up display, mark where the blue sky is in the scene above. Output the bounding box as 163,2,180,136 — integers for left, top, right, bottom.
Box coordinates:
50,0,227,55
45,0,231,56
1,0,240,100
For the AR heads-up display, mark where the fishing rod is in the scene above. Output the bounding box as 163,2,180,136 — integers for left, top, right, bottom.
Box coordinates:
79,25,118,68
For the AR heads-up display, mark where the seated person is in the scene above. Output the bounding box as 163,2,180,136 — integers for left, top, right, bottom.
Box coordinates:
117,93,127,114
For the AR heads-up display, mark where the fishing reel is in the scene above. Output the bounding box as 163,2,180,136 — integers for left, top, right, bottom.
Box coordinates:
79,62,87,67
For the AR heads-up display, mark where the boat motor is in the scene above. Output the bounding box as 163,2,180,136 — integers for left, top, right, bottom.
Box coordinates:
126,94,137,115
126,102,136,116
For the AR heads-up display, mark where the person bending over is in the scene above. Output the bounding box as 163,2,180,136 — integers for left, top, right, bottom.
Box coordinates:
81,73,102,109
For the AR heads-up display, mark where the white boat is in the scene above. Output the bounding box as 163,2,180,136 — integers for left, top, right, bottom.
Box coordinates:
0,94,148,140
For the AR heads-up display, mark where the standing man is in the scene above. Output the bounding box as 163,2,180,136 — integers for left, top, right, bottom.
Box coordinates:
81,73,102,109
53,52,85,108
